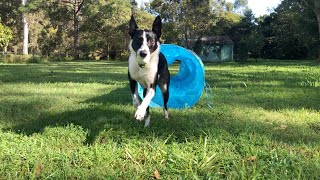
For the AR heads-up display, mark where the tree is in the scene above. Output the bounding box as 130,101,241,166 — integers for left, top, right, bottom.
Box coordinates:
0,22,13,54
229,9,262,62
0,1,20,50
22,0,29,55
19,0,72,57
302,0,320,60
0,1,21,27
180,0,217,48
81,0,134,59
259,0,319,59
149,0,181,44
234,0,248,11
302,0,320,34
60,0,85,60
151,0,219,48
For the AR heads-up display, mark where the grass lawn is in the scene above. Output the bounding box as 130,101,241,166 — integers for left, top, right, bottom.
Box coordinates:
0,60,319,179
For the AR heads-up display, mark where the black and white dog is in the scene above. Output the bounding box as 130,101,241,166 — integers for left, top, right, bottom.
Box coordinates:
128,15,170,127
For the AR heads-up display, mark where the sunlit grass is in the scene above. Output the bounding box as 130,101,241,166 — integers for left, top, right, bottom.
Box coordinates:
0,60,319,179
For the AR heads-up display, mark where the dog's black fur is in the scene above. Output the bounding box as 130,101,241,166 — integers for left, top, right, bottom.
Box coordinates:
128,15,170,126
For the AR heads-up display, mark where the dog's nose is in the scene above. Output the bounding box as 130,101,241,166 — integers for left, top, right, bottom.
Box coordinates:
139,50,148,58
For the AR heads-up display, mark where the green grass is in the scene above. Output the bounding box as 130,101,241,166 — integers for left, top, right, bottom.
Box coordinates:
0,60,319,179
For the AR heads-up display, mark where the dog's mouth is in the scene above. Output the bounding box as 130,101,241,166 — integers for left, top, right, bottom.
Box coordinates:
138,63,146,68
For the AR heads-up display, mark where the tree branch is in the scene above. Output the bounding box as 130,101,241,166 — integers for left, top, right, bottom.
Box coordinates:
75,0,84,14
302,0,317,14
59,0,73,8
60,0,72,4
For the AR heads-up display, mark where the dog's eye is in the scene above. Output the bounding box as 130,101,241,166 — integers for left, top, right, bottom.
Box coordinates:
147,36,153,42
147,39,154,46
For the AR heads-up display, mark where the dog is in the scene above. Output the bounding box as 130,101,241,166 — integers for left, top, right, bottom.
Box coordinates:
128,15,170,127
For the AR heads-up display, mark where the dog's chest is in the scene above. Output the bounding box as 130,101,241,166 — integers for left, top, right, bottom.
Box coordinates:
129,62,158,88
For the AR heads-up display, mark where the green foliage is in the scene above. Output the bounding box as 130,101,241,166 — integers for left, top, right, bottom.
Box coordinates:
228,9,264,62
0,54,74,63
0,54,31,63
28,10,50,55
221,11,242,24
0,0,20,28
0,61,319,178
81,0,132,59
0,22,13,50
0,0,318,60
38,26,60,57
259,0,319,59
151,0,219,48
80,0,157,60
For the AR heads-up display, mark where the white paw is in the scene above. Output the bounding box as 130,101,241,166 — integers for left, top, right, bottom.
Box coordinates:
135,106,146,121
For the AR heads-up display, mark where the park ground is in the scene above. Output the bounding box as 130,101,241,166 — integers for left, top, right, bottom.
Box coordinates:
0,60,319,179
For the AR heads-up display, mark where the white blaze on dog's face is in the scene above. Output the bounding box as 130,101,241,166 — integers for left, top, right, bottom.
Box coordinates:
129,16,162,68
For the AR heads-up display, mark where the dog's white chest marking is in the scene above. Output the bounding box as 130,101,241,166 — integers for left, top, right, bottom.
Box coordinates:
129,63,158,87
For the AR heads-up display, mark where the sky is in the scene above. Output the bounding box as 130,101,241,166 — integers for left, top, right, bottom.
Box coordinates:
137,0,283,17
227,0,283,17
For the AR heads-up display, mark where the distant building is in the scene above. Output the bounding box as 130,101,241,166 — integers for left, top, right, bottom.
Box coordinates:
182,36,234,62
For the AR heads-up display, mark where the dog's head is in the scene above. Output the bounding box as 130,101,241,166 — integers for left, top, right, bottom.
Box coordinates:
129,15,162,68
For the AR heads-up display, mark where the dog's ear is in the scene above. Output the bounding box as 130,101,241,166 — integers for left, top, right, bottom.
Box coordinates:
129,15,138,37
152,16,162,39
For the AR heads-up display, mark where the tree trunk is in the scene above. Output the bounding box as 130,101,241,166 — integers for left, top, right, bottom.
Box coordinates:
317,13,320,35
317,13,320,61
22,0,28,55
73,0,79,60
73,15,79,60
315,1,320,61
2,46,7,56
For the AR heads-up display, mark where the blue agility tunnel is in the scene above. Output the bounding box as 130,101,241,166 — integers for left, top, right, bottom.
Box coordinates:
138,44,205,109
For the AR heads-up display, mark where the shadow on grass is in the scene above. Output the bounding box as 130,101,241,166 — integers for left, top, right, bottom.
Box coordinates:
212,88,320,111
1,61,319,146
205,69,320,89
2,86,131,143
0,62,128,84
204,60,319,67
2,86,319,146
205,68,320,111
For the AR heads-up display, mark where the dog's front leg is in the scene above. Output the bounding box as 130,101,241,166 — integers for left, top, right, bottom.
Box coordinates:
128,72,141,108
135,87,155,122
